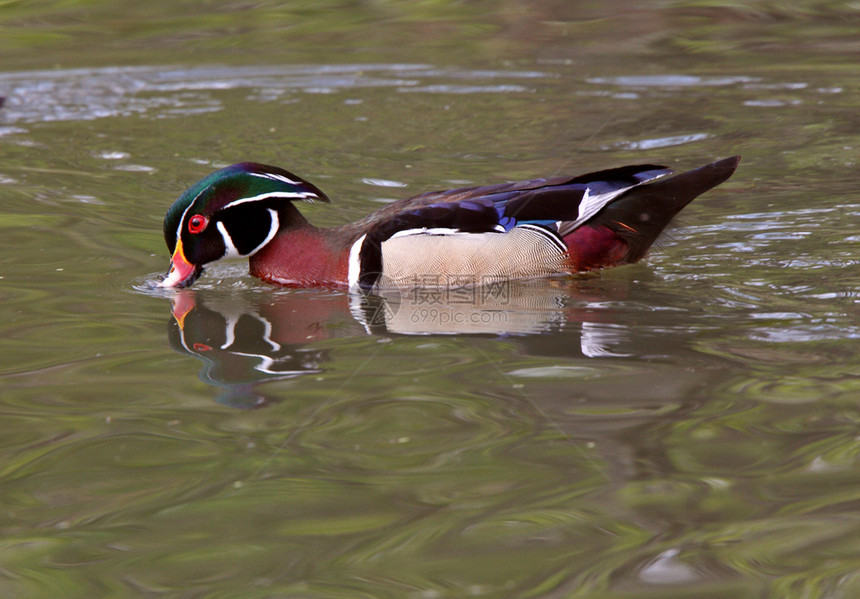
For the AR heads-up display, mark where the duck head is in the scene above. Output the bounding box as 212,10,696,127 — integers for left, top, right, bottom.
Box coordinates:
159,162,329,288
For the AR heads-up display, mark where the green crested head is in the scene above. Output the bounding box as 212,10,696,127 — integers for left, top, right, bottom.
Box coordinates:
162,162,328,255
159,162,329,288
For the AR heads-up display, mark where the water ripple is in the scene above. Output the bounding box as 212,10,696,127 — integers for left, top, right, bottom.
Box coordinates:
0,64,545,126
587,75,758,87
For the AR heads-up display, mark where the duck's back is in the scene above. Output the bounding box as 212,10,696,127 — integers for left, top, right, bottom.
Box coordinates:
352,157,740,291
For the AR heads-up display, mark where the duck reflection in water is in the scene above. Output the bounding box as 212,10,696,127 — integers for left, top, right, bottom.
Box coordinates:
166,277,653,407
167,290,338,408
160,156,739,405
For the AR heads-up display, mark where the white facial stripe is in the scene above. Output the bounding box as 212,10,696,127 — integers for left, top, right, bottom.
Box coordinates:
246,209,279,257
223,190,318,209
176,201,195,241
177,186,210,240
217,221,241,258
216,209,279,258
249,171,301,185
347,233,367,289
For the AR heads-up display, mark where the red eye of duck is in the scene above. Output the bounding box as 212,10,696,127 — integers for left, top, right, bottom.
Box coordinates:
188,214,209,234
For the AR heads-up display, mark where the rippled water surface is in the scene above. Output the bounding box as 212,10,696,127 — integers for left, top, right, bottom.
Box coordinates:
3,1,860,597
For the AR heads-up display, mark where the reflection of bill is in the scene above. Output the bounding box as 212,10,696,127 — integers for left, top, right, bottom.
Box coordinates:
165,289,347,407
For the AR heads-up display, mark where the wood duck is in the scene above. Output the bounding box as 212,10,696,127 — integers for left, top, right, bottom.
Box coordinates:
159,156,740,291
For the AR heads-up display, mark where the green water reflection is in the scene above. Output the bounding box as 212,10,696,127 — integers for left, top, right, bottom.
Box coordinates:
2,1,860,597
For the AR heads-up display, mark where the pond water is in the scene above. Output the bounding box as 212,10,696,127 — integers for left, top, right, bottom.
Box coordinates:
2,1,860,597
